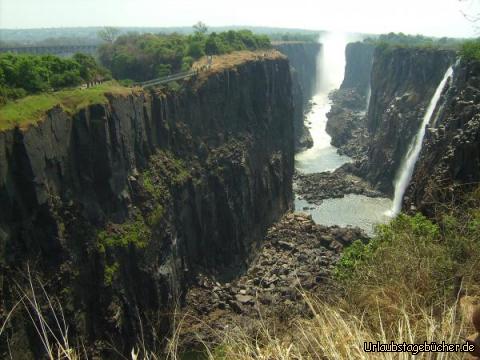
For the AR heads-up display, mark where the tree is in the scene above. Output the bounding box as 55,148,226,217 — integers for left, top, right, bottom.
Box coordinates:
98,27,120,44
193,21,208,34
73,53,98,82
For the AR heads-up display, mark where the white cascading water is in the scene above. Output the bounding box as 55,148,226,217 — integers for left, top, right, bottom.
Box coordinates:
365,85,371,111
295,33,394,235
295,32,350,173
389,65,454,216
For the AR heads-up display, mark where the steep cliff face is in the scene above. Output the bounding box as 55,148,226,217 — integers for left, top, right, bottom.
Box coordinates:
0,52,294,357
405,59,480,214
273,42,321,149
362,47,455,194
273,42,321,100
326,42,374,158
340,42,375,96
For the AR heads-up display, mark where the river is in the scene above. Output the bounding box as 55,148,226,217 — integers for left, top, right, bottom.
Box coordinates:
293,33,392,236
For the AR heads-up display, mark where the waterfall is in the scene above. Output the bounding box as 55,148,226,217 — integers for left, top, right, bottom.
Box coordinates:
389,65,454,216
365,85,371,111
316,32,347,94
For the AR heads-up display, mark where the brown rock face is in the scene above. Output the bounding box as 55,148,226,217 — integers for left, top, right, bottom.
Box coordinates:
0,55,295,357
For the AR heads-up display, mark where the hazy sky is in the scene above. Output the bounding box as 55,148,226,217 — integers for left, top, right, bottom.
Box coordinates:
0,0,478,37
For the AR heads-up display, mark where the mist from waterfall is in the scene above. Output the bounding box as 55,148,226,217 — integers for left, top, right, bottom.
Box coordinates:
316,32,348,94
389,65,454,216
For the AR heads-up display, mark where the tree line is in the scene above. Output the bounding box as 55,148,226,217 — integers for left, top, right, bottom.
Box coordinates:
97,28,271,81
0,28,271,102
0,53,110,103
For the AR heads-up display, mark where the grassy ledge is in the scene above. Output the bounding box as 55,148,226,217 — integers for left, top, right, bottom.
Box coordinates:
0,81,134,131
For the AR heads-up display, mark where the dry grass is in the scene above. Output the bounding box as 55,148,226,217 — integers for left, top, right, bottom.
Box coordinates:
173,294,471,360
191,50,286,87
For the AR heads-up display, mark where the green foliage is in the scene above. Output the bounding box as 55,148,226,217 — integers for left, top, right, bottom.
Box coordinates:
98,30,271,81
104,262,119,285
142,150,190,198
460,39,480,61
336,205,480,314
0,81,131,130
0,52,108,102
147,205,165,227
335,214,441,281
96,217,150,253
268,32,320,42
364,32,463,51
334,240,369,281
193,21,208,35
97,26,120,44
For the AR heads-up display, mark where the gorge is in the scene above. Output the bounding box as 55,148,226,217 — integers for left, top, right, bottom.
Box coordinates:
1,30,480,359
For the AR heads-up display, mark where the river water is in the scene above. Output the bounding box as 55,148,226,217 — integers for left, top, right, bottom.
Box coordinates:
293,33,392,236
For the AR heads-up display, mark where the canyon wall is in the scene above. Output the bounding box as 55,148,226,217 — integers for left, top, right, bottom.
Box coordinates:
405,59,480,214
340,42,375,96
326,42,374,158
273,42,321,149
362,46,455,194
0,52,294,358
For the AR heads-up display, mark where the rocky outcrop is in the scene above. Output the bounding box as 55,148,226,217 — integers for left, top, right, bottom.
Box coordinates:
362,46,455,194
274,42,321,150
294,166,384,205
0,52,294,358
405,59,480,215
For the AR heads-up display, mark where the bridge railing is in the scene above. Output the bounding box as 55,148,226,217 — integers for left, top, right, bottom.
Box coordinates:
135,70,198,88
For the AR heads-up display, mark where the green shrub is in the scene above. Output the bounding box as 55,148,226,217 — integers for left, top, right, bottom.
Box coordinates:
98,30,271,81
96,217,150,253
460,40,480,61
104,262,119,285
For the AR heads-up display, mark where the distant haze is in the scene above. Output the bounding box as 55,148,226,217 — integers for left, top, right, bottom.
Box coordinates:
0,0,478,38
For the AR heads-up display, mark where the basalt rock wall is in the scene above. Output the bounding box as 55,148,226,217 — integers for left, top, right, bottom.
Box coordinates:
0,53,294,358
340,42,375,96
405,59,480,214
362,47,455,194
274,42,321,149
326,42,375,159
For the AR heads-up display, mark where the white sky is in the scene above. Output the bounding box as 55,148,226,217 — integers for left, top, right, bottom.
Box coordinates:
0,0,478,38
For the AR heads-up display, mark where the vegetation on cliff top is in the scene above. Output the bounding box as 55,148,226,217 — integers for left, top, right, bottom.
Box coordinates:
0,52,110,103
0,81,134,130
460,39,480,61
364,32,464,51
98,29,271,82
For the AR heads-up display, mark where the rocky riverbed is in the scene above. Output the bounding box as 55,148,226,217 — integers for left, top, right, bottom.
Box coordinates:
179,213,368,346
294,167,384,205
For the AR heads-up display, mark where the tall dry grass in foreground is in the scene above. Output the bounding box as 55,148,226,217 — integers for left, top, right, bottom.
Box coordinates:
1,270,475,359
190,294,471,360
